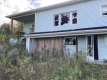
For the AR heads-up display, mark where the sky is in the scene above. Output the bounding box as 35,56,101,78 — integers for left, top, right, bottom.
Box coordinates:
35,0,70,7
0,0,70,25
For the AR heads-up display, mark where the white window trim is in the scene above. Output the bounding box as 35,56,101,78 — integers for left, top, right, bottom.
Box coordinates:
64,37,76,45
71,10,78,25
101,5,107,16
54,14,59,27
53,10,77,27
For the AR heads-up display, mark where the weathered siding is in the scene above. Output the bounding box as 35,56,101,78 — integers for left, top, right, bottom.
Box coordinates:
35,0,107,33
98,35,107,61
35,37,63,51
24,21,34,34
78,36,86,53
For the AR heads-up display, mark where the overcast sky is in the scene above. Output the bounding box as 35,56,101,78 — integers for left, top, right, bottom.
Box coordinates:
36,0,70,7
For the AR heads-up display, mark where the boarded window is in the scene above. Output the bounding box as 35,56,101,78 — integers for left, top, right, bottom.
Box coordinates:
72,11,77,24
54,15,59,26
61,12,70,26
65,37,76,45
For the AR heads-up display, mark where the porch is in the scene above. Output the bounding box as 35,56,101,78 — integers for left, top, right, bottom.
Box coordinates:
25,27,107,62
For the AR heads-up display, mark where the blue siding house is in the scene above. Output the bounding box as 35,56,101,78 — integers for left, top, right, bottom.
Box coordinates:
6,0,107,62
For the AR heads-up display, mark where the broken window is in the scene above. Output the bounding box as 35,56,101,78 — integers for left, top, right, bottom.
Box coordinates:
61,12,70,26
102,5,107,16
65,37,76,45
54,10,77,26
72,11,77,24
54,14,59,26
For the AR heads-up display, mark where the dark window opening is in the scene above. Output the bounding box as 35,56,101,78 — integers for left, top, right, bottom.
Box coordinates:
55,15,59,20
65,37,76,45
72,12,77,17
55,21,59,26
102,12,107,15
72,11,77,24
61,13,70,26
72,18,77,24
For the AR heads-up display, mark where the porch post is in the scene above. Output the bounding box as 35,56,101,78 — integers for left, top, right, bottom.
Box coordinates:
76,36,78,58
26,37,31,53
11,19,13,32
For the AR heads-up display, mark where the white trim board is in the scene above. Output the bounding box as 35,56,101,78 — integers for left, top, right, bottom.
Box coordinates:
24,29,107,38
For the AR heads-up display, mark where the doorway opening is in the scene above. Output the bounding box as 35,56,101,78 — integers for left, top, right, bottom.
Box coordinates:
94,35,98,60
87,35,98,61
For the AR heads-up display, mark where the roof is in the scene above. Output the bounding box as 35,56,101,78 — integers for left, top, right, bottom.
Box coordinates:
6,0,88,19
24,26,107,38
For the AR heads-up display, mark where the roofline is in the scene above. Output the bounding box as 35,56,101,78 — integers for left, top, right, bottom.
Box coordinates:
24,28,107,38
6,0,88,19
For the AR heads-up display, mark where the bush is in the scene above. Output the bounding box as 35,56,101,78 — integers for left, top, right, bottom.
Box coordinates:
0,43,107,80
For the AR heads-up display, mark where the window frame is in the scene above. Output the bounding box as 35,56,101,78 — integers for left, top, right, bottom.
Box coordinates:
71,10,78,24
53,10,77,27
101,5,107,16
64,37,76,45
60,12,70,26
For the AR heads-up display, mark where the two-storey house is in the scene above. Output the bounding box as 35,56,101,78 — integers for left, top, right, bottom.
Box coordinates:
6,0,107,62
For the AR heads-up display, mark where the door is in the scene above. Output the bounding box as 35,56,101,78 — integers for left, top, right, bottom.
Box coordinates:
86,36,94,62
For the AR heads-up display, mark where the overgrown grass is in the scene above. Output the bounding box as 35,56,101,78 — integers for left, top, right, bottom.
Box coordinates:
0,43,107,80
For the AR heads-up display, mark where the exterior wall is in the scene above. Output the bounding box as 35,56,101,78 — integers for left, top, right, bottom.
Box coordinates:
35,0,107,33
78,36,87,53
77,35,107,61
35,37,63,51
24,21,34,34
98,34,107,61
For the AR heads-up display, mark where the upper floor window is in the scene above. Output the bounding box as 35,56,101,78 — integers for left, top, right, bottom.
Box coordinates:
61,12,70,26
72,11,77,24
54,14,59,26
102,5,107,16
54,10,77,26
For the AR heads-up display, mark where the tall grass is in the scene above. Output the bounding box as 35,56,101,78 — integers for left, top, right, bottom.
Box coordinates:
0,43,107,80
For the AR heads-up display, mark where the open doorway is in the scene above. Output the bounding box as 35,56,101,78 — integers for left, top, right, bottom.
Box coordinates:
94,35,98,60
87,35,98,61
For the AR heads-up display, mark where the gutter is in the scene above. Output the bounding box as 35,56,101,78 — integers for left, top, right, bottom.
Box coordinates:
24,29,107,38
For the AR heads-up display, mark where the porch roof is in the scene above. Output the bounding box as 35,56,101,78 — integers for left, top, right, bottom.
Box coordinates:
5,0,88,22
24,26,107,38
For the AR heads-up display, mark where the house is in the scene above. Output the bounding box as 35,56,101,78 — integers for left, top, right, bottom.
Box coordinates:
6,0,107,62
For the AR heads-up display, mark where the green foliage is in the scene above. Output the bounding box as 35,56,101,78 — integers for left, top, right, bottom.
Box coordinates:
0,43,107,80
0,23,11,43
0,34,5,43
0,23,11,34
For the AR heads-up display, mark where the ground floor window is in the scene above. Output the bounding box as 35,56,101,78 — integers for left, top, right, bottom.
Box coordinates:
65,37,76,45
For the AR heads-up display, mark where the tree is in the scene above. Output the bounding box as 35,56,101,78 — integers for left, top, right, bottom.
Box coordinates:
0,23,11,35
0,23,11,43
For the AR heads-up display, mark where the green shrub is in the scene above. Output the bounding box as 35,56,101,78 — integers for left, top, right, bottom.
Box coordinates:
0,43,107,80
